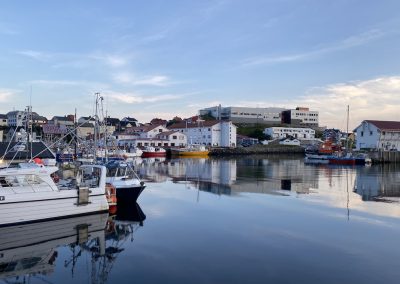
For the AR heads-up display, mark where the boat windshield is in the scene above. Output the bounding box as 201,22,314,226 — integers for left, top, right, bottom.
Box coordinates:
0,174,54,192
77,167,101,188
107,167,127,177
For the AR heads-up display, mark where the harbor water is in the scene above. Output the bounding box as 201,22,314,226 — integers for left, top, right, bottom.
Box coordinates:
1,155,400,284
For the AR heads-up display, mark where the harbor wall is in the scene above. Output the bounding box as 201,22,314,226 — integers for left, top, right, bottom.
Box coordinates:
369,151,400,164
209,145,305,156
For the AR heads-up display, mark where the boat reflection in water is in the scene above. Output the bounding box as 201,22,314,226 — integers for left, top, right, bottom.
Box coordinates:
0,203,146,284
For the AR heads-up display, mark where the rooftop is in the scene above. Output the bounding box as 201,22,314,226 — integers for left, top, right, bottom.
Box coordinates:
364,120,400,131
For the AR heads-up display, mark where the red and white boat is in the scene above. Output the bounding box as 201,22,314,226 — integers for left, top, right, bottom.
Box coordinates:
141,146,166,158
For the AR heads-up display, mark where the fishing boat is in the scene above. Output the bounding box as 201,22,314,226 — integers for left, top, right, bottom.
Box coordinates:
171,144,209,157
105,160,146,204
141,146,166,158
304,153,330,164
0,163,109,227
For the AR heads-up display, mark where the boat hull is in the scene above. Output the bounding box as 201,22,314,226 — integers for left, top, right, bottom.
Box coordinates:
0,193,109,227
116,185,146,204
328,158,356,165
141,152,166,158
172,150,209,157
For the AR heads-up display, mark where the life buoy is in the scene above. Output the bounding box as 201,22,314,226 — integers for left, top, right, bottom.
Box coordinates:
105,183,117,205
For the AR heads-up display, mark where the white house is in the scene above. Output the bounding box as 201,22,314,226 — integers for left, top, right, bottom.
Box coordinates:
0,114,8,127
265,127,315,140
354,120,400,151
7,111,26,127
279,137,301,146
168,120,237,147
156,131,187,147
128,125,169,139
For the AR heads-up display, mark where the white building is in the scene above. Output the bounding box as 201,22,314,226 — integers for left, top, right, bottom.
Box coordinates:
0,114,8,127
354,120,400,151
279,137,301,146
265,127,315,140
51,116,74,128
128,125,169,139
7,111,26,127
156,131,187,147
199,106,285,125
282,107,319,127
169,120,237,147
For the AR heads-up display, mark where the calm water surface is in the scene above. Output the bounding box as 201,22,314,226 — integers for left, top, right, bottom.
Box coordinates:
1,155,400,284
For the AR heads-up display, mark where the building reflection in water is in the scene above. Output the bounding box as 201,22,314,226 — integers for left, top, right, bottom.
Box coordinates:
0,203,145,284
354,164,400,202
136,155,320,196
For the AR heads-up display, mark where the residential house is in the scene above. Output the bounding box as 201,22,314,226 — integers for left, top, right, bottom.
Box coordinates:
168,120,237,147
120,117,139,130
354,120,400,151
156,131,187,147
51,116,74,128
279,136,301,146
7,110,26,127
32,113,48,126
150,118,168,125
77,122,95,139
128,125,169,139
237,134,258,146
0,114,8,127
78,116,96,125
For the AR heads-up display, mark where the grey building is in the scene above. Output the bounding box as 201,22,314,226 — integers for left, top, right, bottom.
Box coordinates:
199,106,285,125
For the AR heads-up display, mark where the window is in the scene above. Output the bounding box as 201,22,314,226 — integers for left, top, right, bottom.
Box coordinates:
172,135,177,139
370,131,373,135
361,131,364,137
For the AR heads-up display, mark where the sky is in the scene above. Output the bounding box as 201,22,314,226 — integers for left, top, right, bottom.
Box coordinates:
0,0,400,130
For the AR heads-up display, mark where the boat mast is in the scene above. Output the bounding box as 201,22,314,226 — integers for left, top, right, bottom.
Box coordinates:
346,105,350,152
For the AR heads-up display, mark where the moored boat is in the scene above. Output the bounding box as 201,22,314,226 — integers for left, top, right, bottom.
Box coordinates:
141,146,166,158
105,160,146,204
0,163,109,227
171,144,209,157
304,153,330,164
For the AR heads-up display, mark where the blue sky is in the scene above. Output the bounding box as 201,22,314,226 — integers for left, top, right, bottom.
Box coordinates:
0,0,400,129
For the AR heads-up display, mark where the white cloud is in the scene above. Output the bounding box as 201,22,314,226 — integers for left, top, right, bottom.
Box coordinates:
296,76,400,129
29,79,109,89
226,76,400,130
112,72,172,86
17,50,52,61
106,91,181,104
242,29,386,66
90,53,133,67
0,89,16,102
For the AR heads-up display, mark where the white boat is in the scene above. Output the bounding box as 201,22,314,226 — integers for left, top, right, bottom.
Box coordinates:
114,148,143,159
105,161,146,204
0,163,109,227
304,153,330,164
